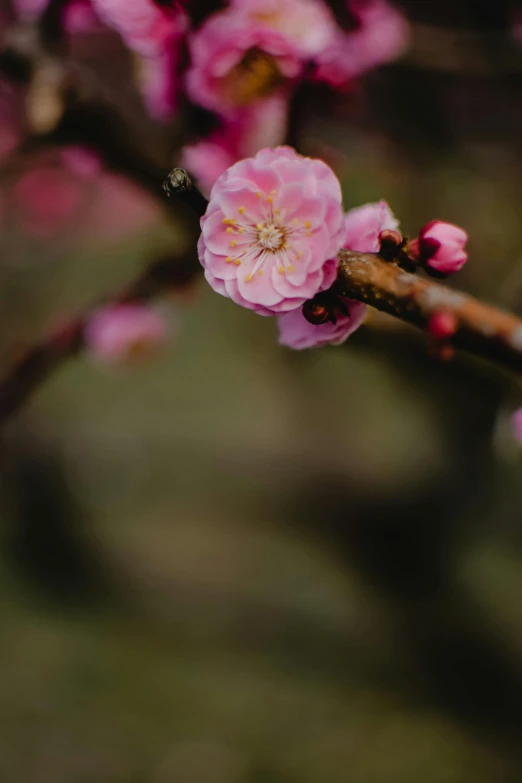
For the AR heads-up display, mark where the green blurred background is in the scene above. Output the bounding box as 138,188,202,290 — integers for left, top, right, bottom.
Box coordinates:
2,3,522,781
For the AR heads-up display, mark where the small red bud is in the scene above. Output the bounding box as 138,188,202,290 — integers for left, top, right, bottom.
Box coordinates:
302,300,330,325
428,310,458,341
378,229,403,260
405,238,420,262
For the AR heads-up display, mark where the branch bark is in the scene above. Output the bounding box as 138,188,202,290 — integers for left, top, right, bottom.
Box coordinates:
1,247,521,430
337,251,522,373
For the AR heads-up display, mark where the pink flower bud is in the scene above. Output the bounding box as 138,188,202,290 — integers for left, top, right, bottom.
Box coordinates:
428,310,458,341
418,220,468,276
513,408,522,444
85,304,168,364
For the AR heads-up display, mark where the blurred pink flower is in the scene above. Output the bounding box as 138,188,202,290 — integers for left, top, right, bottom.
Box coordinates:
278,296,366,348
186,9,302,116
230,0,338,58
418,220,468,276
314,0,409,87
90,0,188,57
12,0,49,18
12,166,84,238
343,198,399,252
63,0,102,33
181,94,288,195
61,145,103,179
85,304,168,364
198,146,344,315
513,408,522,444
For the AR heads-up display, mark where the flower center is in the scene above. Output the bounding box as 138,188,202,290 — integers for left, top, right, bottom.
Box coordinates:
257,222,285,251
221,48,285,106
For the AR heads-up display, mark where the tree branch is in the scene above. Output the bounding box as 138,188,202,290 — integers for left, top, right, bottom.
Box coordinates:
338,250,522,373
1,170,522,431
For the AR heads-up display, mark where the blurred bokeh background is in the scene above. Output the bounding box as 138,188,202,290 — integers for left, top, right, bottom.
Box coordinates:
1,1,522,781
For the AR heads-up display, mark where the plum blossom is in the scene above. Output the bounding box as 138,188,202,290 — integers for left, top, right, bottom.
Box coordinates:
277,198,397,348
314,0,409,87
198,146,345,315
85,304,168,364
230,0,338,59
186,9,302,116
90,0,187,57
417,220,468,276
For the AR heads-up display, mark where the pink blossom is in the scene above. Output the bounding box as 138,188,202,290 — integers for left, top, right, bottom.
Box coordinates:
513,408,522,444
230,0,338,59
85,304,167,364
418,220,468,276
278,296,366,349
90,0,187,57
181,94,288,195
198,146,344,315
186,9,302,116
61,145,103,179
343,198,399,252
314,0,409,87
63,0,102,33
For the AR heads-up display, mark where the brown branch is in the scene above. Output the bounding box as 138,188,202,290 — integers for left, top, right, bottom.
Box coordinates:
338,250,522,374
1,171,522,431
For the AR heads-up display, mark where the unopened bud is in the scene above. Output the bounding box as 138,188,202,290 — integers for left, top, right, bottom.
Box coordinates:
302,300,331,325
428,310,458,341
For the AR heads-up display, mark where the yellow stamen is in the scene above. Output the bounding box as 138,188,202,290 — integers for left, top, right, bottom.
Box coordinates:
238,206,245,214
226,256,233,263
238,227,244,233
304,220,312,229
229,219,236,226
287,264,294,272
278,266,285,275
256,191,263,199
258,270,263,276
226,227,234,234
234,258,241,265
256,223,263,230
297,250,303,259
223,218,230,224
245,274,253,282
230,240,237,247
267,196,273,203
